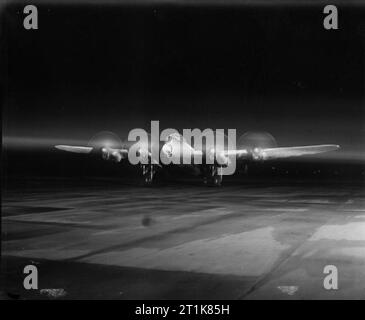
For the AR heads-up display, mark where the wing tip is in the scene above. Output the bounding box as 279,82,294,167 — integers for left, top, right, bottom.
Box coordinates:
329,144,340,151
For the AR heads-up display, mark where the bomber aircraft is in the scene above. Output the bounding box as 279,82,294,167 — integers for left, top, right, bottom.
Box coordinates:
55,129,340,186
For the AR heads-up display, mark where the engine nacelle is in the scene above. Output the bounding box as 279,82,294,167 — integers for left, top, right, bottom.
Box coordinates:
136,148,149,162
101,147,123,162
208,149,229,167
216,151,229,167
252,147,267,161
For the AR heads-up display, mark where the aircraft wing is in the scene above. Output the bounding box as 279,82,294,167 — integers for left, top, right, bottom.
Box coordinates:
55,145,93,153
55,145,129,163
259,144,340,160
220,144,339,161
223,149,249,158
55,145,163,166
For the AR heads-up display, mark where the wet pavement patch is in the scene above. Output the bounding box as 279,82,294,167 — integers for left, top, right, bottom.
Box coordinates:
2,206,71,216
40,288,67,299
2,221,69,241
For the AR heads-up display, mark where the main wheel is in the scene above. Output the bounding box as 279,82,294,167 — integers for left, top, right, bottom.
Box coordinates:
141,164,155,186
144,176,153,185
212,174,222,186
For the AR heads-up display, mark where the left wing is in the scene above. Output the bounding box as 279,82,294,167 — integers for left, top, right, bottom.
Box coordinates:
55,145,93,153
55,145,129,162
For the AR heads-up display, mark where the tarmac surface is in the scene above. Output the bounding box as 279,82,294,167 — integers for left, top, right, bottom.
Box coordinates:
2,180,365,299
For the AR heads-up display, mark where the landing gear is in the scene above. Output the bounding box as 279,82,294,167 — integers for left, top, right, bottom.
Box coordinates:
212,173,223,186
141,164,156,185
203,165,223,186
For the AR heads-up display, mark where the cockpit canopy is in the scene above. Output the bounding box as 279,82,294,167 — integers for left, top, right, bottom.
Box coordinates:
166,133,186,143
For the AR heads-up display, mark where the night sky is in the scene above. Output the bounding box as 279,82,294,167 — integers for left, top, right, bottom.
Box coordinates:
2,2,365,164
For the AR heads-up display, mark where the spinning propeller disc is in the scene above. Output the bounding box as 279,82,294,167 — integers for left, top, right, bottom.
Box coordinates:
238,131,277,150
87,131,123,149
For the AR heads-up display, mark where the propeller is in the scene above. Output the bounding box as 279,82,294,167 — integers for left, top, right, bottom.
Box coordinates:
87,131,123,149
238,131,277,160
238,131,277,150
87,131,125,162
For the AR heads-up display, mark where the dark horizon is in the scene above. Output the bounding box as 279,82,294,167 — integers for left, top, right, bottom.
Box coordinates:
2,3,365,172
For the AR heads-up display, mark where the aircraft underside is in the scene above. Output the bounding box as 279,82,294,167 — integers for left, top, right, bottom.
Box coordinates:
141,163,225,186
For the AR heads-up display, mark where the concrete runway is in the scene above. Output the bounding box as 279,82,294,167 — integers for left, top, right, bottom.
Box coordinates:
2,181,365,299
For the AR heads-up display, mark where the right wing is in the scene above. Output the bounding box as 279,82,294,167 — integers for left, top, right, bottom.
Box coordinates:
260,144,340,160
219,144,339,161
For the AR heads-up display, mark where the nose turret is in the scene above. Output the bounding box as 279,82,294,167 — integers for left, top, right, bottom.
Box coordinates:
161,143,173,158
